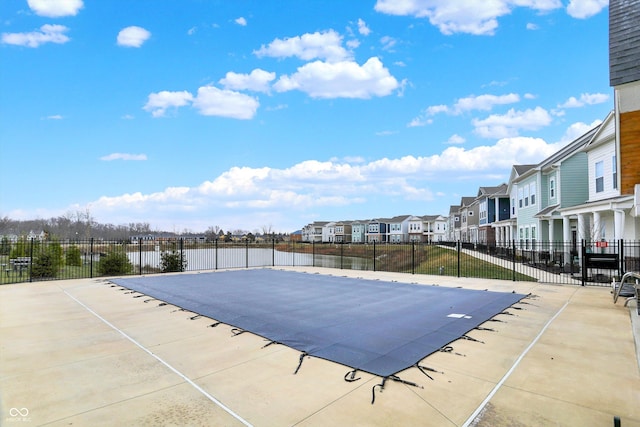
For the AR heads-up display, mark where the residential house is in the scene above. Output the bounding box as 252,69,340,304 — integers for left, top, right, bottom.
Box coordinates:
493,165,537,246
458,197,478,243
351,220,367,243
559,112,637,242
301,222,327,243
422,215,448,242
610,0,640,200
407,216,425,242
388,215,411,243
334,221,353,243
366,219,388,243
447,205,461,241
322,222,336,243
477,184,509,245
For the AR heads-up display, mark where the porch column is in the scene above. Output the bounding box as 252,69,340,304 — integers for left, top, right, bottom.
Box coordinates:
592,211,602,241
614,210,626,241
563,215,571,268
577,214,587,243
548,219,555,256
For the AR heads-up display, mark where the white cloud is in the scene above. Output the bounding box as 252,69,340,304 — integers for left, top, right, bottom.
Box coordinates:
566,0,608,18
144,87,260,119
254,30,351,62
407,117,433,127
235,17,247,26
143,90,194,117
374,0,563,35
192,86,259,119
424,93,521,119
27,0,83,17
219,69,276,93
473,106,553,138
2,24,70,48
358,18,371,36
558,92,610,108
556,119,602,145
46,115,64,120
526,22,539,30
100,153,147,161
426,104,449,115
380,35,397,51
273,57,399,99
446,134,466,144
452,93,520,114
117,26,151,47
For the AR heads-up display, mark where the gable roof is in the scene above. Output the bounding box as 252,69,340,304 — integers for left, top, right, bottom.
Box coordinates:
477,183,508,197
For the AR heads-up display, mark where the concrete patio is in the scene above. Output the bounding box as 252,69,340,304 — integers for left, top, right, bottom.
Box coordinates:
1,267,639,426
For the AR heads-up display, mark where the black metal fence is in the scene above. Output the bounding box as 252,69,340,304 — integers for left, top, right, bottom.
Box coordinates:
1,238,638,286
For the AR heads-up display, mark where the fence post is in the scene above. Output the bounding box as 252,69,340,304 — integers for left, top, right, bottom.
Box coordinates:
90,238,94,278
215,239,218,270
411,241,415,275
457,240,461,278
340,242,344,269
581,239,586,286
245,240,249,268
373,241,377,272
312,242,315,267
512,240,516,282
29,238,34,283
139,239,142,275
619,239,624,276
180,238,184,272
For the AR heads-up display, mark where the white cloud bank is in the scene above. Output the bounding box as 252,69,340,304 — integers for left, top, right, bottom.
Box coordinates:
77,128,584,230
374,0,606,35
2,24,70,48
27,0,83,17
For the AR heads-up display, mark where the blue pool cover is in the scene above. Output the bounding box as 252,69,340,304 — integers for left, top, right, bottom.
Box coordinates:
111,269,525,377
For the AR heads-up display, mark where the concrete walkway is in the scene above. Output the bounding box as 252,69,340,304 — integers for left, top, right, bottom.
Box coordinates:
1,267,639,426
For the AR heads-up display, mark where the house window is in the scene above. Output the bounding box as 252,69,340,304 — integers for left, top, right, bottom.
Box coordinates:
550,177,556,199
530,182,536,205
612,155,617,189
512,198,516,214
595,160,604,192
518,189,523,208
524,185,529,207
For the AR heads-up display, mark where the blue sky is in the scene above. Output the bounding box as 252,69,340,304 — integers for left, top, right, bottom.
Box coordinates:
0,0,612,234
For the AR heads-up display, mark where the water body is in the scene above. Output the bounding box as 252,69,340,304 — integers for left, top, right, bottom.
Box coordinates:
127,248,370,271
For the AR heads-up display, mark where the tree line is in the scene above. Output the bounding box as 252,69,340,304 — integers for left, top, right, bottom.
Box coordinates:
0,212,289,242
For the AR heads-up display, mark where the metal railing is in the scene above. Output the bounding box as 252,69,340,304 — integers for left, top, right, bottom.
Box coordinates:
1,238,639,286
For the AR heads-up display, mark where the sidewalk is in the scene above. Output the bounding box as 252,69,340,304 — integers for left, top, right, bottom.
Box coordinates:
1,267,639,426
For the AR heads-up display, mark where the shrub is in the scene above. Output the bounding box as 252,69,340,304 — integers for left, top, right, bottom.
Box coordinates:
31,251,58,278
160,250,187,273
98,250,133,276
65,245,82,267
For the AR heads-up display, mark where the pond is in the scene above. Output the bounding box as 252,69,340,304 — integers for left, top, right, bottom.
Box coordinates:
126,247,371,271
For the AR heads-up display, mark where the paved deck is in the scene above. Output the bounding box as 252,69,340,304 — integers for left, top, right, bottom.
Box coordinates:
1,267,639,426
